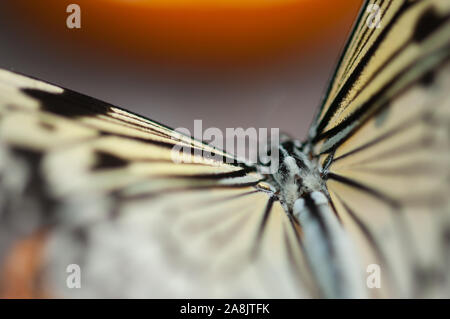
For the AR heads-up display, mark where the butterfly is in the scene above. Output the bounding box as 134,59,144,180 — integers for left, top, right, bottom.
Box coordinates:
0,0,449,298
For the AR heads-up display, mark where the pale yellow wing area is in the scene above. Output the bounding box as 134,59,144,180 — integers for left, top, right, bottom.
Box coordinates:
0,68,315,297
326,60,450,298
305,0,450,297
309,0,450,154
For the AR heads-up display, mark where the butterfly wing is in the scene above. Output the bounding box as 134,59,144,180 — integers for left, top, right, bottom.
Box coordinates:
0,69,316,298
308,0,450,297
3,0,448,299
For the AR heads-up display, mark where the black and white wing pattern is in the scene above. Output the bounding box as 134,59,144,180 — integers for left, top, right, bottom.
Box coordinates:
0,69,315,298
308,0,450,298
1,0,449,299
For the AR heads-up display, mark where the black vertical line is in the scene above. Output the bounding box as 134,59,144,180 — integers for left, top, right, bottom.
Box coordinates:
333,192,398,296
252,196,275,258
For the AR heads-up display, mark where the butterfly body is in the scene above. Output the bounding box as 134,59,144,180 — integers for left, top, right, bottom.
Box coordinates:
263,140,324,214
261,140,368,298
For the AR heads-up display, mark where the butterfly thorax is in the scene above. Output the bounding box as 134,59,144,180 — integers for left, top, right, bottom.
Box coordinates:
263,140,325,214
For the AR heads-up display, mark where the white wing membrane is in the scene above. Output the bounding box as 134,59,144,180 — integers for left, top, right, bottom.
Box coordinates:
307,0,450,297
0,69,315,298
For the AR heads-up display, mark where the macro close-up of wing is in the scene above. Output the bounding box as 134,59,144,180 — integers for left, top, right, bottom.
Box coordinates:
0,70,316,298
0,0,449,299
308,0,450,297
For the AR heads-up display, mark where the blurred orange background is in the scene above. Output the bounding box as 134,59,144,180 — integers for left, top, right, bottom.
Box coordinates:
0,0,362,138
11,0,361,65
